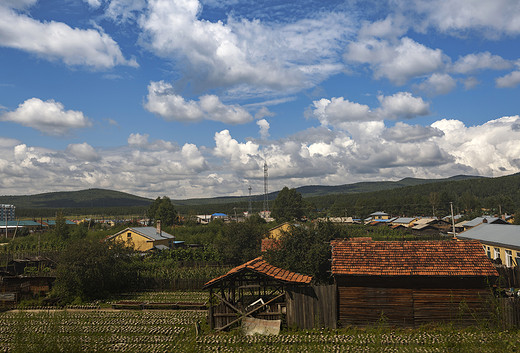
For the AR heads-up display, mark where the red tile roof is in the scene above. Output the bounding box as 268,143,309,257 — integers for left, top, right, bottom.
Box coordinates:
204,257,312,288
331,240,498,277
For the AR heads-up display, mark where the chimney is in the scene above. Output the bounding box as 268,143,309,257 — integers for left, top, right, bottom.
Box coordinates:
156,220,161,235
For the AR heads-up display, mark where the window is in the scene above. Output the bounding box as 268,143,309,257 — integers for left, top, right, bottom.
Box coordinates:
127,232,132,238
494,248,501,260
516,252,520,267
486,246,491,258
506,250,513,267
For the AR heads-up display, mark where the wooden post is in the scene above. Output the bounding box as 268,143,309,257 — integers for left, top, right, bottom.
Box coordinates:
209,288,214,330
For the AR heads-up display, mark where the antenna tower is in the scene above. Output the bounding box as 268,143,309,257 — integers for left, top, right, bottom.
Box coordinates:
263,161,269,212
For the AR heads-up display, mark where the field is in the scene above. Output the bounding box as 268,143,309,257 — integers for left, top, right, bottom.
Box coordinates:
1,291,519,352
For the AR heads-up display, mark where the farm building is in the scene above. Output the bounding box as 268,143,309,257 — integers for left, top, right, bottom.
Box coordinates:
204,257,336,332
331,239,498,327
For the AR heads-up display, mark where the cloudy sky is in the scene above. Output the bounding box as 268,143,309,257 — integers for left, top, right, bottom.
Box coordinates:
1,0,520,199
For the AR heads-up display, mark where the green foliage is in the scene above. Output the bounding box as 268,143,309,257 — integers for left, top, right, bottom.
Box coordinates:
54,210,69,241
271,186,305,222
214,216,269,265
52,239,137,303
148,196,178,226
265,221,346,282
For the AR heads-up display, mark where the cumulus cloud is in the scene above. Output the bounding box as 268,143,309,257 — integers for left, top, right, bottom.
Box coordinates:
382,122,444,143
2,116,520,198
145,81,253,124
66,143,100,162
137,0,352,93
408,0,520,37
415,73,457,96
127,133,177,151
1,98,92,135
377,92,430,119
344,37,447,85
496,71,520,88
308,92,430,130
257,119,270,139
0,2,137,69
452,52,512,74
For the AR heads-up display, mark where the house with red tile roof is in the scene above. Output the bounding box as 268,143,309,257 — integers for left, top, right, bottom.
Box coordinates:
331,239,498,327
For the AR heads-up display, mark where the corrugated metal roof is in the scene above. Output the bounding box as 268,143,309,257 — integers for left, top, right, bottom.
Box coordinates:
458,223,520,249
392,217,417,224
331,239,498,277
463,217,504,228
131,227,174,240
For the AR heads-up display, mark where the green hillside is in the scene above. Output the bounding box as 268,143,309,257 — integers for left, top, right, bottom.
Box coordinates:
0,188,152,209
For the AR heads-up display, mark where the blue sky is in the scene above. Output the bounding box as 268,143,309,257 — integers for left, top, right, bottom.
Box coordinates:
1,0,520,199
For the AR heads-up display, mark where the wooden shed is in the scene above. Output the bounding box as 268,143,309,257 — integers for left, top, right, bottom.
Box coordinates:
204,257,336,331
331,239,499,327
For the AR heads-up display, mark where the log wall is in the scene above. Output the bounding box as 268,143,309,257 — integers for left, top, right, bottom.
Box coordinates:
338,286,493,327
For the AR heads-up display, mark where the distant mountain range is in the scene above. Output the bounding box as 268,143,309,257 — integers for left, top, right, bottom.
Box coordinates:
0,175,482,209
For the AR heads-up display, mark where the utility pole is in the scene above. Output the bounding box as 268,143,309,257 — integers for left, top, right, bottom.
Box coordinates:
450,202,457,240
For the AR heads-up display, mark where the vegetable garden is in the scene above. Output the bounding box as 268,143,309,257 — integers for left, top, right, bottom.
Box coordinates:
1,290,519,353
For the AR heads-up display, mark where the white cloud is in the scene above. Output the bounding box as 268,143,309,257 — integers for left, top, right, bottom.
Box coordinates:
496,71,520,88
2,115,520,198
344,37,447,85
145,81,253,124
257,119,270,139
452,52,512,74
83,0,102,8
66,143,100,162
358,15,407,39
416,73,457,96
382,122,444,143
408,0,520,37
138,0,352,93
377,92,430,119
308,92,429,130
128,132,177,151
0,3,137,69
309,97,375,128
1,98,92,135
105,0,146,23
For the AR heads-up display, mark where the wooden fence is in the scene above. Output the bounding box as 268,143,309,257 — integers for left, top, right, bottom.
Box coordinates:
499,297,520,329
286,284,337,329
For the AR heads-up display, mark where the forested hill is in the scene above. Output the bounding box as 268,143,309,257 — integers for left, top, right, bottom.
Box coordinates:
308,172,520,218
0,188,152,209
294,175,480,197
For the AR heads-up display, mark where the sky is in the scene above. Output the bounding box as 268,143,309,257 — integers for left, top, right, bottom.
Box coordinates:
1,0,520,200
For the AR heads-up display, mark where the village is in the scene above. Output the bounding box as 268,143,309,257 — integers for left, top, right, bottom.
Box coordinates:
2,191,520,352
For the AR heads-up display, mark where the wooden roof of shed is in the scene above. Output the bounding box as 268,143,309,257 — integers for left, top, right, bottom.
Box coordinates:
204,257,312,288
331,239,498,277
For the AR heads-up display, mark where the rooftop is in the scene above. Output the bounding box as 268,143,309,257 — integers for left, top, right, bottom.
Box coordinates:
204,257,312,288
331,239,498,277
458,223,520,249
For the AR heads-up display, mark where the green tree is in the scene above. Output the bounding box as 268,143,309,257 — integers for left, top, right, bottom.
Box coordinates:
54,210,69,241
214,216,267,265
264,221,346,282
147,196,178,226
271,187,305,222
52,240,137,303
